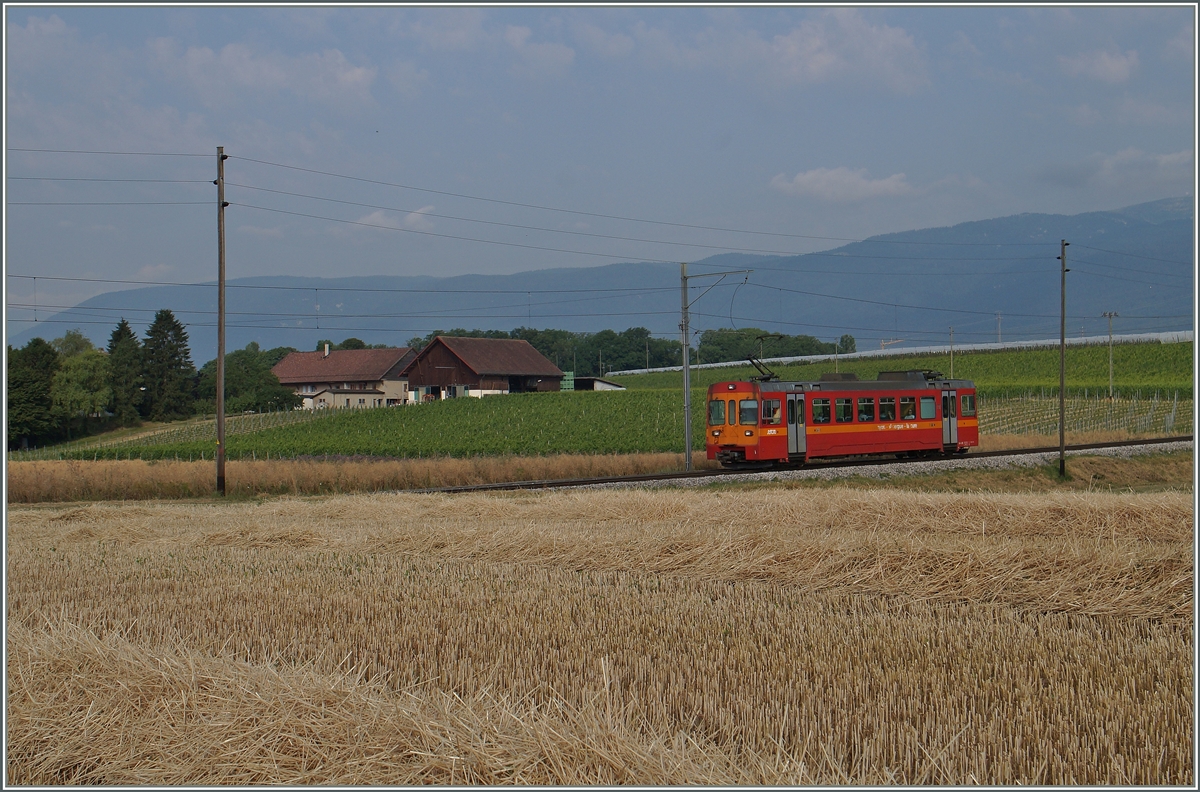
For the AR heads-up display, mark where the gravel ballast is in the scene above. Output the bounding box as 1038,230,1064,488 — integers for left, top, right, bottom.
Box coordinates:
580,441,1193,490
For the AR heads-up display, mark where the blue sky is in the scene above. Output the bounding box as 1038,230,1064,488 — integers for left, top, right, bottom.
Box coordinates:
5,5,1195,342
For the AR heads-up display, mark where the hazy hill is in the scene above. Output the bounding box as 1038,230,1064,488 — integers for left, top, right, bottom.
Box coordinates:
10,198,1191,364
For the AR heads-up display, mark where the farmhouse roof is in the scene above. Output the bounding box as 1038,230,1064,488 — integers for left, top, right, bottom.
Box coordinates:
271,348,414,385
404,336,563,377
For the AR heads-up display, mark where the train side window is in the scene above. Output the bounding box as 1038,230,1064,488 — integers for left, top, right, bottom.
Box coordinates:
900,397,917,420
835,398,853,423
729,399,738,425
961,394,976,417
811,398,831,424
739,399,759,425
920,396,936,419
708,399,725,426
879,397,896,421
761,399,782,425
787,399,795,425
857,397,875,422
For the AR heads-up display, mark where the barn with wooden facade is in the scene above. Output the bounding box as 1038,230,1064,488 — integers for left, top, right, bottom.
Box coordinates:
401,336,563,400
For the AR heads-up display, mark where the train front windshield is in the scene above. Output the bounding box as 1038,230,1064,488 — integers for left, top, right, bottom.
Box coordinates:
738,400,758,425
707,399,725,425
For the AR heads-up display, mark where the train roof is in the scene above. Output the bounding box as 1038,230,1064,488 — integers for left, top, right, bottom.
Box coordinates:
712,370,975,392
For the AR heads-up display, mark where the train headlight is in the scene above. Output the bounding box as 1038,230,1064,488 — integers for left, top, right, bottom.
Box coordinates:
744,430,753,437
712,430,720,437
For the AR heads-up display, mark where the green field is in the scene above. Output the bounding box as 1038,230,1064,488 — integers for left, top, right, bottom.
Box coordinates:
611,341,1194,398
15,341,1191,462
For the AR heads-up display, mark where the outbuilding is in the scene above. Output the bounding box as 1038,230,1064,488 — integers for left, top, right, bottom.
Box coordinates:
570,377,626,391
402,336,563,400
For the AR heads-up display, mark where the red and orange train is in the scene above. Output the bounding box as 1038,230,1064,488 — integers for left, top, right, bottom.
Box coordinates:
706,370,978,468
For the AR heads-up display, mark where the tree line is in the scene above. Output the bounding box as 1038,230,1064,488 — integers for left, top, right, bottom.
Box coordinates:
406,327,854,376
8,318,854,449
7,310,300,449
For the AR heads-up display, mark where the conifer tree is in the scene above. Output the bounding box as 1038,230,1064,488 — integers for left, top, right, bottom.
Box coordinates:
6,338,61,448
142,309,196,421
107,318,144,425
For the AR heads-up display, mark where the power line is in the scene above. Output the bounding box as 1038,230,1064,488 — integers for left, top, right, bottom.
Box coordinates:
235,200,1062,265
7,147,210,157
1069,261,1189,288
233,202,681,263
9,201,210,206
5,273,677,295
229,154,1055,248
1075,244,1192,266
7,176,211,183
227,181,816,257
224,181,1059,262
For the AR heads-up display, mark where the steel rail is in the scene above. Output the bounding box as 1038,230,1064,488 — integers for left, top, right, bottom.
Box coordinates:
415,435,1193,495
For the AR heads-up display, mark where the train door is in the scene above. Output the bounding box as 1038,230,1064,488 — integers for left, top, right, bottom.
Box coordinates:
942,390,958,446
787,394,806,458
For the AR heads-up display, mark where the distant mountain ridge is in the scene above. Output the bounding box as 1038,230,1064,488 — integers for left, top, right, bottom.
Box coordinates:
9,197,1192,363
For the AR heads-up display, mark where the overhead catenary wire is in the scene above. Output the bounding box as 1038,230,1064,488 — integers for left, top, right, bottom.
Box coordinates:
220,181,1062,262
1074,244,1192,266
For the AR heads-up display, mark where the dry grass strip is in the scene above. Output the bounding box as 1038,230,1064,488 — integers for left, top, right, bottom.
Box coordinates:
5,452,712,503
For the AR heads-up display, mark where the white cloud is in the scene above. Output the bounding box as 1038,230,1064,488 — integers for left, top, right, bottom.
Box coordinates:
150,39,377,107
238,225,284,238
406,9,489,51
505,25,575,79
353,207,435,233
387,60,429,98
138,263,175,278
771,167,915,202
572,21,634,58
1165,25,1193,62
402,206,436,232
633,10,928,93
1059,48,1139,83
1037,148,1193,191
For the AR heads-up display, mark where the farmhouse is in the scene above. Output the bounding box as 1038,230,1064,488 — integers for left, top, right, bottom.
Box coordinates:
402,336,563,400
271,346,416,409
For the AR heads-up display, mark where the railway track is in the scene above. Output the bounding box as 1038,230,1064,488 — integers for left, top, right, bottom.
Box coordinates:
419,435,1193,495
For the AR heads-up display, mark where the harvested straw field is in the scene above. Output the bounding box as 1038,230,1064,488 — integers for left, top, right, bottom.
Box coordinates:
6,485,1193,785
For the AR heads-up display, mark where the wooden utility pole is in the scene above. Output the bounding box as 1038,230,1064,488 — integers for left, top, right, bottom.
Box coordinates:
1102,311,1119,399
1058,239,1069,477
215,147,228,495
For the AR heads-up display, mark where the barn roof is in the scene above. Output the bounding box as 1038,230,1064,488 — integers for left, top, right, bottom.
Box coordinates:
404,336,563,377
271,348,413,384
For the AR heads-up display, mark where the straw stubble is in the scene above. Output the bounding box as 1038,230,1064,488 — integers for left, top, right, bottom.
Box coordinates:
6,486,1192,785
